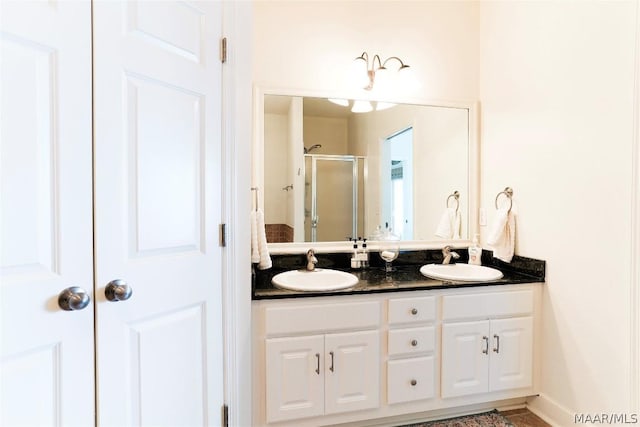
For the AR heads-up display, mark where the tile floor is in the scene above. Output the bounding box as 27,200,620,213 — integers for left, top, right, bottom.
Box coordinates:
501,408,551,427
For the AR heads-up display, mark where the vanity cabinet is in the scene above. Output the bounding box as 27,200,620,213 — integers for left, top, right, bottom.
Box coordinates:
262,300,381,423
252,284,540,427
441,291,534,398
266,330,380,422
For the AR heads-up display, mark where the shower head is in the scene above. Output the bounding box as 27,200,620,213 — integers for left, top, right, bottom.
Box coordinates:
304,144,322,154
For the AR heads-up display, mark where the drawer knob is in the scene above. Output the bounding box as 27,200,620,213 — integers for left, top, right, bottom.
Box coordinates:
411,308,418,315
410,379,417,386
411,339,418,347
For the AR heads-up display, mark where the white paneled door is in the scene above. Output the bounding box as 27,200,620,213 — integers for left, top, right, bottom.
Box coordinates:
1,1,95,426
93,1,223,426
1,1,224,426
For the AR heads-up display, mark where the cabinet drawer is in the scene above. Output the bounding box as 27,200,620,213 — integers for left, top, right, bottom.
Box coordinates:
388,296,436,325
387,356,435,404
265,301,380,335
388,326,435,357
442,290,533,321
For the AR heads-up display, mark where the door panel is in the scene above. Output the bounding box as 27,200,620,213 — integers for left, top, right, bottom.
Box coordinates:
324,330,380,414
125,73,203,255
0,1,94,426
266,335,325,423
129,304,207,426
489,317,533,392
93,1,223,425
441,321,490,398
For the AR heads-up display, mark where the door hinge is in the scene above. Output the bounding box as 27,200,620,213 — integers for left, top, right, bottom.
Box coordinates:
222,404,229,427
219,223,227,247
220,37,227,63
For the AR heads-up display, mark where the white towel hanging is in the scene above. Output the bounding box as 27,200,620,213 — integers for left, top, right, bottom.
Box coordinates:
487,207,515,262
435,207,461,239
253,208,272,270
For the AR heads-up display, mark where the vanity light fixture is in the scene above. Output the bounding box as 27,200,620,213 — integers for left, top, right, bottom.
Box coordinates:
352,51,410,91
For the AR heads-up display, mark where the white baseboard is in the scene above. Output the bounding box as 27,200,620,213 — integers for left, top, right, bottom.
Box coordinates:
526,394,574,427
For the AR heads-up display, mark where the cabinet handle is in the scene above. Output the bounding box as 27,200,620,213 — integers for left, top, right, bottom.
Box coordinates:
482,336,489,354
315,353,320,375
411,308,418,315
329,351,334,372
493,334,500,353
410,379,417,386
411,339,418,347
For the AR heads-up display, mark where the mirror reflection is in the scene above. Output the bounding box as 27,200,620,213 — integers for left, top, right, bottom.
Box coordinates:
262,94,470,243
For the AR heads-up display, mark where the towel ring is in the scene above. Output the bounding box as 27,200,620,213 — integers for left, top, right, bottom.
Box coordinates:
494,187,513,213
446,191,460,213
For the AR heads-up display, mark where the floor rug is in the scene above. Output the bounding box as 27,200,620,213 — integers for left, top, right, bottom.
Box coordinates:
395,410,515,427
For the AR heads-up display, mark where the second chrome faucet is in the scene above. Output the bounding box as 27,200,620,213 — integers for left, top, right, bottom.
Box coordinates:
442,246,460,265
306,249,318,271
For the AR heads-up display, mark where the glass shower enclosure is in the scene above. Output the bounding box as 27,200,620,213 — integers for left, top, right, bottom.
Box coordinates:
304,154,366,242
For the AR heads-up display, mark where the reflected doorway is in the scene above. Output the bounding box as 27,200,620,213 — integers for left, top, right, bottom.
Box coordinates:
382,127,414,240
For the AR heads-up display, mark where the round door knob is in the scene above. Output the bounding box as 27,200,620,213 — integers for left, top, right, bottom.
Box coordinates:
410,379,417,386
411,308,418,315
105,279,132,302
411,339,418,347
58,287,90,311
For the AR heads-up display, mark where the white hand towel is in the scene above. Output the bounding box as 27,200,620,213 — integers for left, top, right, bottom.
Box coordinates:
453,209,461,240
255,208,272,270
487,207,515,263
435,208,460,239
250,210,260,263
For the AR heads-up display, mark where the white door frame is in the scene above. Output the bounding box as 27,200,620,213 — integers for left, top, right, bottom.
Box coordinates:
222,2,253,426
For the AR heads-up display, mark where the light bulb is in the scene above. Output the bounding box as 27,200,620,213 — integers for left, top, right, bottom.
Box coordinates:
349,57,370,90
351,100,373,113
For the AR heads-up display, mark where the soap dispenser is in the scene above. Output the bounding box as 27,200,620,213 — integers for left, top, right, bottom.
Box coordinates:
350,238,360,268
468,234,482,265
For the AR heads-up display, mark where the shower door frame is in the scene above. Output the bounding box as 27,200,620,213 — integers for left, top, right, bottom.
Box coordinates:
305,154,367,242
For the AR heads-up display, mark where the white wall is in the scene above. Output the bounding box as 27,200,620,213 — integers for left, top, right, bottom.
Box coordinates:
479,0,637,421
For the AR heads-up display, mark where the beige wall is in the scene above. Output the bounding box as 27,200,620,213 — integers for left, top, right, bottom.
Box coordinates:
263,113,288,224
253,0,479,100
479,0,637,420
349,105,468,240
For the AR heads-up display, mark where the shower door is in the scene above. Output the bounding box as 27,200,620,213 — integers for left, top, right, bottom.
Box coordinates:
305,155,365,242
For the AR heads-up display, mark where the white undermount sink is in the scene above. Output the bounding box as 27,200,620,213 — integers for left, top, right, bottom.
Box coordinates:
419,263,503,282
271,268,359,292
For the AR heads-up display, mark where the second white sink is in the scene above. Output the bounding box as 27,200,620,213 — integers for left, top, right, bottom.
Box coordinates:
419,263,503,282
272,269,359,292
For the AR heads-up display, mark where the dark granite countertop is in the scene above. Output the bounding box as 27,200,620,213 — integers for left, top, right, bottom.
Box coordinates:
252,249,545,300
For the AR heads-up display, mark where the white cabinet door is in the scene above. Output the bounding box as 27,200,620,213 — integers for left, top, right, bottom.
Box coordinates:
325,330,380,414
92,2,224,425
266,335,325,423
441,321,490,398
442,317,533,398
0,2,94,426
489,317,533,392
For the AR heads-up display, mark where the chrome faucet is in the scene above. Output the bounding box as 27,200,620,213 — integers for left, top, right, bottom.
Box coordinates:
442,246,460,265
306,249,318,271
